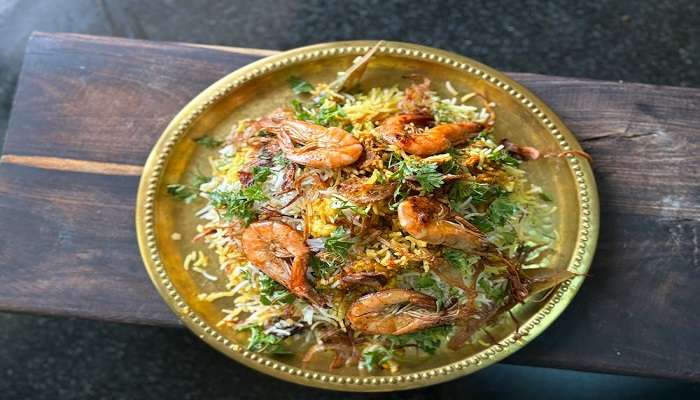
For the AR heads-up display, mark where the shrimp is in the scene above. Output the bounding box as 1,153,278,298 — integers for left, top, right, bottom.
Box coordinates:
258,116,364,169
339,272,388,289
379,114,485,157
397,196,487,251
337,177,397,204
240,221,324,306
237,108,292,145
346,288,463,335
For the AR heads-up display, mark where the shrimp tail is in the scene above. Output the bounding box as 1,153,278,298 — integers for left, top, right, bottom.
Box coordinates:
290,254,326,306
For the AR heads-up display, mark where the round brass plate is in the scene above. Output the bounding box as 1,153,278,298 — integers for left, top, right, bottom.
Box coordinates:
136,41,599,391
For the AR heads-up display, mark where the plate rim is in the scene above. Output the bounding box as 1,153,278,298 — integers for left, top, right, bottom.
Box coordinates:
135,40,600,392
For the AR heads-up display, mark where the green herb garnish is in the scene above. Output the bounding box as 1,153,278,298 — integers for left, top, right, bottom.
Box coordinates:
443,249,480,275
433,102,460,124
487,197,518,225
241,325,290,354
259,275,295,305
390,156,445,194
414,273,448,310
194,135,224,149
251,165,272,182
442,147,465,174
167,184,198,203
330,196,368,216
359,347,394,372
467,196,519,232
291,99,313,121
385,326,451,354
489,147,520,167
324,227,355,257
167,173,212,203
448,181,506,211
209,166,271,225
288,76,313,95
290,96,346,127
315,97,346,127
478,275,508,303
310,255,340,280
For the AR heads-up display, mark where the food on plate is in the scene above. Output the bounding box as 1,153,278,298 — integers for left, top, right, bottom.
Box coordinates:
170,44,576,373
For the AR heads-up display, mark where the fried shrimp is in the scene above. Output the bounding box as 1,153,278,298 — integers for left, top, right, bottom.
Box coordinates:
379,113,485,157
397,196,487,251
346,288,462,335
241,221,324,306
337,177,397,204
256,114,364,169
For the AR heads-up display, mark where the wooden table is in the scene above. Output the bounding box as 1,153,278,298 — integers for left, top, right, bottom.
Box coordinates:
1,32,698,382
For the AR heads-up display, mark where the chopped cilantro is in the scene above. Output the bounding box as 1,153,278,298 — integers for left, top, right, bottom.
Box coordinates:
259,275,295,305
209,190,258,224
433,101,461,124
288,76,313,95
487,197,518,225
251,165,272,182
324,227,355,257
385,326,451,354
329,196,368,216
414,273,448,310
192,172,212,188
391,156,445,194
539,192,553,202
209,166,271,225
167,184,198,203
291,99,313,121
469,215,495,232
389,184,409,211
309,255,340,280
478,275,508,303
442,147,465,174
194,135,224,149
167,173,211,204
241,325,290,354
448,181,506,211
489,147,520,167
443,249,480,274
359,347,394,372
314,97,346,127
290,96,346,127
467,196,519,232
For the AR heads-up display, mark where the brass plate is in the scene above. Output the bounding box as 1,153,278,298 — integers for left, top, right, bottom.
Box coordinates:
136,41,599,391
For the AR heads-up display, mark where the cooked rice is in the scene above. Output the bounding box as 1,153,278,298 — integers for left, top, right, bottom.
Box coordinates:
172,64,559,373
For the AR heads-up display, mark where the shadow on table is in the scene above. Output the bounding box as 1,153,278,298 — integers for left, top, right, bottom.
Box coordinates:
1,313,697,399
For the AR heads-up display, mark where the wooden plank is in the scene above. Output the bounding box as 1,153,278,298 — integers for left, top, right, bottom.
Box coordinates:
0,32,698,381
0,162,178,326
2,32,262,166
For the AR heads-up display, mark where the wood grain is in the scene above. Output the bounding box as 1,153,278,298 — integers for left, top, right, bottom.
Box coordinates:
0,32,698,381
1,155,143,176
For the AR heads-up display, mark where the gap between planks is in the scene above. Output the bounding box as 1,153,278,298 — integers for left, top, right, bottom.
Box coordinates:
0,155,143,176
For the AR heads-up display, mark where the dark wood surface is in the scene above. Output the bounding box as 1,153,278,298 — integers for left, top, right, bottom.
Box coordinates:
0,32,698,381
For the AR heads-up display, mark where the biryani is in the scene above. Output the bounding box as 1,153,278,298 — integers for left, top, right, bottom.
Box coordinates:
168,44,579,373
